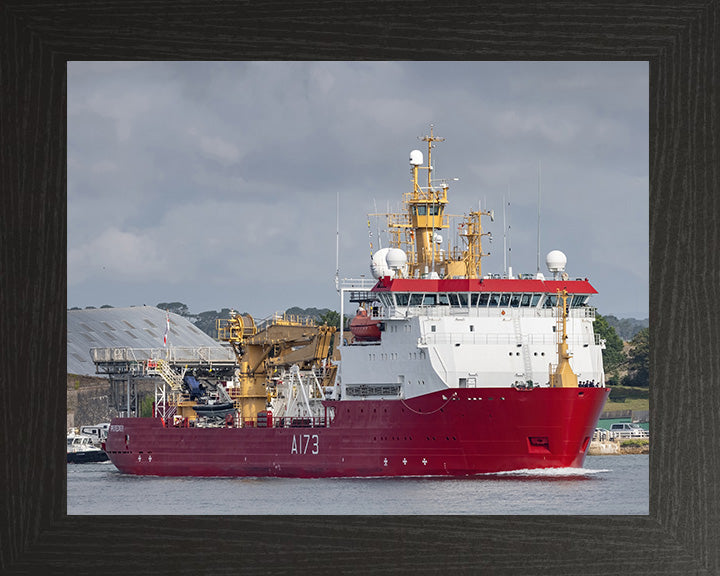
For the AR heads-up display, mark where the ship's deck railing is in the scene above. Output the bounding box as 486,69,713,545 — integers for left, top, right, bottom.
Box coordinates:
418,333,597,347
256,312,318,330
386,306,597,320
172,415,330,429
338,277,378,291
245,416,328,428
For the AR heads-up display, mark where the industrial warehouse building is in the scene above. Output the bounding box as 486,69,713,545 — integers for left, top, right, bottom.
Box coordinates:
67,305,226,376
67,306,233,430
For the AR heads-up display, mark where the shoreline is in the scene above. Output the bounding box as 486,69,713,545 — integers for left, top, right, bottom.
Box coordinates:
588,440,649,456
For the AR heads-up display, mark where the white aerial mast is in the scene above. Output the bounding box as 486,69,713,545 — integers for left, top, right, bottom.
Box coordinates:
536,160,541,274
335,191,340,291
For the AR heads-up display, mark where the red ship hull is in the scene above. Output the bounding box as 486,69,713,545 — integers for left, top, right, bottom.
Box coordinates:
105,387,608,477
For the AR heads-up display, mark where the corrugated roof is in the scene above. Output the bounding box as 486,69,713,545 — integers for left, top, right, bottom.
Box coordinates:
67,306,226,375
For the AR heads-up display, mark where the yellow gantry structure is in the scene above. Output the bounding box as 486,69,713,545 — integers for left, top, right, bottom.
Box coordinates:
550,289,579,388
217,312,337,422
372,125,493,280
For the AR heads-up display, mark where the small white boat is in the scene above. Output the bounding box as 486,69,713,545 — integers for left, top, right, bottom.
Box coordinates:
67,432,109,464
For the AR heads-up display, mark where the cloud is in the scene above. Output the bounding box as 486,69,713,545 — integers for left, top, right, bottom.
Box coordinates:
196,133,243,164
68,227,168,286
494,110,579,143
68,61,649,318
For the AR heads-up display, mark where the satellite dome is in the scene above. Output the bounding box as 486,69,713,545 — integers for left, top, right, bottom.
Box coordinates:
386,248,407,270
409,149,424,166
370,248,392,279
546,250,567,274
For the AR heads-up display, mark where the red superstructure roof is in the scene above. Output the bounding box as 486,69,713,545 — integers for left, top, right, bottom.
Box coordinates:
372,277,597,294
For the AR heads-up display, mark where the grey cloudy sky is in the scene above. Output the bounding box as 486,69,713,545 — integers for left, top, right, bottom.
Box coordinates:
68,61,648,319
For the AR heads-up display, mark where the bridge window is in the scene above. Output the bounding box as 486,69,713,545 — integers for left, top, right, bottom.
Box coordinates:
520,294,531,307
409,293,424,306
572,295,589,307
395,293,410,306
543,295,557,308
531,294,542,307
477,293,489,306
488,293,500,307
423,294,436,306
499,294,511,307
437,293,450,305
379,294,392,307
510,294,521,307
448,293,468,307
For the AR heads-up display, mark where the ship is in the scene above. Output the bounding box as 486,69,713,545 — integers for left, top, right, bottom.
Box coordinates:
104,127,609,477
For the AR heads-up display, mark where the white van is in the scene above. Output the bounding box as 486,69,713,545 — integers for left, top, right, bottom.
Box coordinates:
609,423,648,438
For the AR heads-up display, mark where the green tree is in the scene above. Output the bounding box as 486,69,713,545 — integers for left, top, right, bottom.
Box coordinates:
194,308,236,338
140,394,154,417
157,302,190,316
594,313,625,385
623,327,649,387
319,310,341,328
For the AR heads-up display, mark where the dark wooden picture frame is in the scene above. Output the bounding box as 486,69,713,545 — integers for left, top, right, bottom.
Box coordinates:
1,2,718,574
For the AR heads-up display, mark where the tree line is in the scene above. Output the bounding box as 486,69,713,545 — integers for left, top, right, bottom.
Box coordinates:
594,314,649,387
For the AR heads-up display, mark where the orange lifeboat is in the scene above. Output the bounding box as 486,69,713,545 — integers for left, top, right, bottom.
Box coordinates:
349,308,381,342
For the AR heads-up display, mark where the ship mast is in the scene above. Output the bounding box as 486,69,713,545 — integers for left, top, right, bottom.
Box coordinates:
373,125,494,280
550,289,579,388
408,125,449,278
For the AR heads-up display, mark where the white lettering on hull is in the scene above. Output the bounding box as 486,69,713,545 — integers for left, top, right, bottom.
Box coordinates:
291,434,319,454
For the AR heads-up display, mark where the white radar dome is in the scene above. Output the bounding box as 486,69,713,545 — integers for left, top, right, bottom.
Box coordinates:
546,250,567,274
386,248,408,270
409,149,424,166
370,248,392,279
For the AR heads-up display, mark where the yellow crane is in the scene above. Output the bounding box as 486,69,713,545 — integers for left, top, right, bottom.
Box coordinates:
217,312,337,423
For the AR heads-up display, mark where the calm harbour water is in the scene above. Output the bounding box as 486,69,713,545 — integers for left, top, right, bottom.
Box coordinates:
68,454,648,515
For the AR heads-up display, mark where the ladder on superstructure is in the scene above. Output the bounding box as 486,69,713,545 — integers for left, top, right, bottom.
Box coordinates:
513,314,534,384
